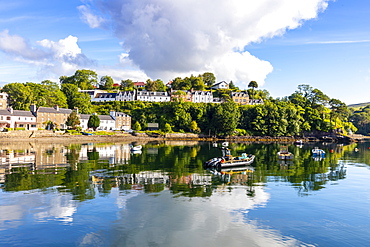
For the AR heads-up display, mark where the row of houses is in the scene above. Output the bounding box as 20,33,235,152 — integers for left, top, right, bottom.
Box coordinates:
0,104,131,131
82,88,264,105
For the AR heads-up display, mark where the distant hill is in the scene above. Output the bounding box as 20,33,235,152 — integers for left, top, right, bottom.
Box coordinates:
348,102,370,109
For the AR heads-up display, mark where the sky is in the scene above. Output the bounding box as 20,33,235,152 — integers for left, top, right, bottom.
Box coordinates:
0,0,369,105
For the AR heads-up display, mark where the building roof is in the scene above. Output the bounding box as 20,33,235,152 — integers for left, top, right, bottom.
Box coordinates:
134,82,145,87
0,109,35,117
37,106,72,114
211,81,229,88
95,93,117,98
99,115,114,121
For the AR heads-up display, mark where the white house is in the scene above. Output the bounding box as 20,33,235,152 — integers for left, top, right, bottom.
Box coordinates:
116,91,136,102
98,115,116,130
191,90,213,103
0,108,37,130
91,92,117,102
136,91,171,102
79,114,115,130
210,81,229,90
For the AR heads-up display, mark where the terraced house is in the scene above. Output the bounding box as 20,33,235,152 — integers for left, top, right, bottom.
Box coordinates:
31,105,72,130
0,107,37,130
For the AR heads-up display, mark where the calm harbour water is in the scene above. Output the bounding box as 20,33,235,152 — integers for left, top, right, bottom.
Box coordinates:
0,141,370,246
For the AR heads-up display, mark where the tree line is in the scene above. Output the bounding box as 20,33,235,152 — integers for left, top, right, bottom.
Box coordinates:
0,69,359,136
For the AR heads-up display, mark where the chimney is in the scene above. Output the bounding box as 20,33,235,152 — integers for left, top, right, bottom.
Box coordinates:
54,105,59,111
30,104,37,114
74,107,79,114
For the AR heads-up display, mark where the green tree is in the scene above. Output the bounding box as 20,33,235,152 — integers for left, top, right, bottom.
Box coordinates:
88,114,100,131
60,69,98,90
61,83,79,108
201,72,216,86
191,76,205,90
133,121,141,131
211,101,240,136
248,81,258,100
99,76,114,90
163,123,172,133
145,79,166,91
30,81,68,108
229,81,239,90
189,120,200,133
71,93,93,114
120,79,135,91
2,82,34,110
66,111,81,129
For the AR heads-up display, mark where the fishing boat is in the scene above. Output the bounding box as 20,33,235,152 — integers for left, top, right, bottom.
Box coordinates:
277,146,294,160
203,147,255,171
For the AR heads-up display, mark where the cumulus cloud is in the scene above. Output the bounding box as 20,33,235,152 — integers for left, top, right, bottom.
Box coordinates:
0,30,95,80
90,0,329,86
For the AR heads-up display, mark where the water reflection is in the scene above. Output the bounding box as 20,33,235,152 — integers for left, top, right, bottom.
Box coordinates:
0,141,361,197
0,141,369,246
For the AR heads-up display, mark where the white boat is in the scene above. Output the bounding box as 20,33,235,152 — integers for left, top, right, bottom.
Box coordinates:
130,144,142,151
203,147,255,171
312,147,325,156
277,146,294,160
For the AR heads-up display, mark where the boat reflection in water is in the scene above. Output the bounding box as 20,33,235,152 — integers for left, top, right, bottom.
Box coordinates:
207,165,255,185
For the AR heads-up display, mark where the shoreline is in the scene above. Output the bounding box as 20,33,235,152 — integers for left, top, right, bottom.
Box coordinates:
0,131,367,145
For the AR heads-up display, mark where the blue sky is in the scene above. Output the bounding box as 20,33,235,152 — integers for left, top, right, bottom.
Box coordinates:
0,0,369,105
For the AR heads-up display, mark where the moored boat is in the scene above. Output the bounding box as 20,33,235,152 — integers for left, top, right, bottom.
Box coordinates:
130,144,142,151
277,146,294,160
312,147,325,156
203,147,255,171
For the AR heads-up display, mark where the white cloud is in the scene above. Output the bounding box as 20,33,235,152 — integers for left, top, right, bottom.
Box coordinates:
0,31,96,82
77,5,106,29
0,29,49,60
92,0,330,87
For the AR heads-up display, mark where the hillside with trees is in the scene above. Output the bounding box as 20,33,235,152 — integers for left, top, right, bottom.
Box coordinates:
0,69,360,137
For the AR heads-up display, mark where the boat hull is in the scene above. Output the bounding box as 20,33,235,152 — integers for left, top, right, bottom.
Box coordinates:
204,155,255,171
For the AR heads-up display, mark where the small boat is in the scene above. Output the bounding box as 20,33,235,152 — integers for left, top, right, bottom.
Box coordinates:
277,146,294,160
203,147,255,171
312,147,325,156
130,144,142,151
294,139,304,145
81,132,93,136
131,150,142,155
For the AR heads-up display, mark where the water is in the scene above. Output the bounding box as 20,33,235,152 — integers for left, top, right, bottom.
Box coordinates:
0,141,370,246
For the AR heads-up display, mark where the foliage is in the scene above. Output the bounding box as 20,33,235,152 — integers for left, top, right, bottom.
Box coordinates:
162,123,172,133
2,81,67,110
61,83,93,114
145,79,166,92
120,79,135,91
99,76,114,90
88,114,100,131
66,111,81,129
60,69,98,90
201,72,216,86
133,121,141,131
